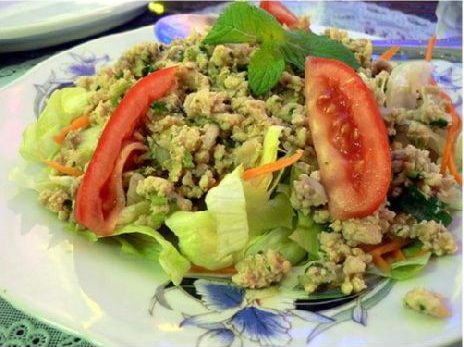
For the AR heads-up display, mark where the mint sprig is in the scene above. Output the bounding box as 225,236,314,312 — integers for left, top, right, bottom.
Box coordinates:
248,43,285,96
203,2,285,45
202,2,360,95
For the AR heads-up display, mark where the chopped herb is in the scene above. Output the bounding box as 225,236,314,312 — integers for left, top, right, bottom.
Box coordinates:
406,170,425,180
142,64,155,76
430,119,449,128
182,152,194,168
391,185,452,226
150,101,169,114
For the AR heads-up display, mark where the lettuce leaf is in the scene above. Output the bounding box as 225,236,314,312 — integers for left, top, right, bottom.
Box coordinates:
289,212,323,260
246,188,294,236
245,227,306,265
20,87,88,162
205,166,249,255
113,224,190,285
390,252,431,280
166,167,247,268
165,211,233,270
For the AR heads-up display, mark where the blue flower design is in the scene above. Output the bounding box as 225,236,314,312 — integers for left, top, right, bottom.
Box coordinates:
195,280,245,310
65,52,110,78
181,279,292,347
33,51,109,116
230,307,291,346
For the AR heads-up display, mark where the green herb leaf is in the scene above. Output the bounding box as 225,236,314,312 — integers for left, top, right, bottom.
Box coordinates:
391,185,452,226
430,119,449,128
282,31,360,70
390,252,431,280
151,101,168,114
203,2,285,45
248,43,285,95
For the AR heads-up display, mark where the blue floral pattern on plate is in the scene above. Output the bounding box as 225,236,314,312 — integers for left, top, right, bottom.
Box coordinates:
33,52,109,117
149,278,393,347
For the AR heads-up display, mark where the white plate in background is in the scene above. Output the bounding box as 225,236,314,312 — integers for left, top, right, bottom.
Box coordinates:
0,1,147,52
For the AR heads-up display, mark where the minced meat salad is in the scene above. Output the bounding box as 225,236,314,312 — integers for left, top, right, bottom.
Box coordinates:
17,2,461,304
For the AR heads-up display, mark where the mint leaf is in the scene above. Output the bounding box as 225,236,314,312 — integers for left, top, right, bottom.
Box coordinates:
203,2,285,45
282,31,360,70
248,43,285,95
391,185,452,226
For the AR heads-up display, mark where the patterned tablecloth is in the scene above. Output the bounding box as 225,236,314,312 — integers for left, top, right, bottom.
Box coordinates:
0,2,460,347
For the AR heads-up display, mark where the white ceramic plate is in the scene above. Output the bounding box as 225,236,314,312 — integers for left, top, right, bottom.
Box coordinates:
0,1,147,52
0,18,462,347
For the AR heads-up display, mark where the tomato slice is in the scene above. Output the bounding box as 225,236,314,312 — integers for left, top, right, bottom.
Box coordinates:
305,57,391,219
75,66,177,235
259,1,298,27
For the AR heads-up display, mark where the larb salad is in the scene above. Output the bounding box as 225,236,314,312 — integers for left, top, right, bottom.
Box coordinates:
15,2,462,309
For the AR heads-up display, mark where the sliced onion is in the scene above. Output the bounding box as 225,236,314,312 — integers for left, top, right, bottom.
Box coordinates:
386,61,434,110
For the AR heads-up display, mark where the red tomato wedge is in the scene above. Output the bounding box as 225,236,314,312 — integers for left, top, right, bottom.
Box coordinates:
305,57,391,220
259,1,298,27
75,66,177,235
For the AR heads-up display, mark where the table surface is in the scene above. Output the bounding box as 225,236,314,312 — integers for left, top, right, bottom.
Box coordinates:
0,2,461,347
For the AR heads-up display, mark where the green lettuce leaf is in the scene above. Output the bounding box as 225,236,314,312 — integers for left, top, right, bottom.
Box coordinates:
20,87,89,162
166,167,247,268
289,212,323,260
246,189,294,236
113,225,190,285
205,166,249,255
165,211,233,270
78,124,104,164
245,227,306,265
390,252,432,281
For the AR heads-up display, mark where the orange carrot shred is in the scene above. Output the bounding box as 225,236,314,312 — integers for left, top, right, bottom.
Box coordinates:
54,115,90,145
372,254,390,273
436,89,462,185
378,45,401,61
392,249,406,261
189,265,237,275
43,160,82,177
425,34,437,62
243,150,304,180
368,240,405,257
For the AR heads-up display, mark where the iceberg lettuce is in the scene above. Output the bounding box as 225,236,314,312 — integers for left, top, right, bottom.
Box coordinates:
166,167,247,269
20,87,89,162
245,227,306,265
113,224,190,285
165,211,233,270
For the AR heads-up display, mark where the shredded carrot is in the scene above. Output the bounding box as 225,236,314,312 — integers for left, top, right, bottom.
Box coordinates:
368,239,406,257
378,45,401,61
372,254,390,273
428,76,462,185
53,115,90,145
425,34,437,62
392,249,406,261
43,160,82,177
437,91,462,185
189,265,237,275
243,150,304,180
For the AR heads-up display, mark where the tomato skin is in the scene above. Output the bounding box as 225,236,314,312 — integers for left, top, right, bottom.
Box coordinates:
259,1,298,27
75,66,177,235
305,57,391,219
